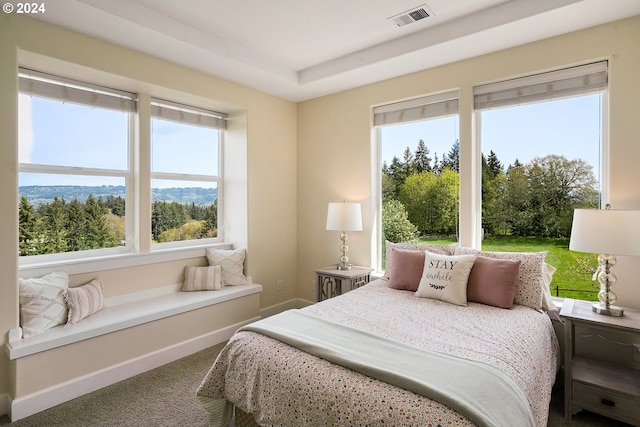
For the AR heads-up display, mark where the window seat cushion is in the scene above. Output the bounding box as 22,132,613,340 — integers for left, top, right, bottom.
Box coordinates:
6,281,262,360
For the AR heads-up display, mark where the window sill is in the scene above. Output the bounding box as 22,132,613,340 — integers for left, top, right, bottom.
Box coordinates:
18,242,233,278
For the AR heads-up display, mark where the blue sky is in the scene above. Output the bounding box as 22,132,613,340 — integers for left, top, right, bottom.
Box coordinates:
21,93,602,188
381,94,602,179
19,95,219,188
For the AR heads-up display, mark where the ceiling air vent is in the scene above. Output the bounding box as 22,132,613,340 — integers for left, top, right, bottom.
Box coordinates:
389,4,432,27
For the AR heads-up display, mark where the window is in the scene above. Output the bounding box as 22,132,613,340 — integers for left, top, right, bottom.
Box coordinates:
374,91,460,270
18,69,135,258
475,62,607,300
18,70,228,263
150,99,225,246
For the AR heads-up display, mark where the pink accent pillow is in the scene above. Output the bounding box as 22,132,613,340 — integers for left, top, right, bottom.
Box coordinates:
387,248,425,291
467,256,521,309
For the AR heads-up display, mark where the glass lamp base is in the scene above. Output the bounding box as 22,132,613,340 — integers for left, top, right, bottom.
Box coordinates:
337,263,353,270
592,303,624,317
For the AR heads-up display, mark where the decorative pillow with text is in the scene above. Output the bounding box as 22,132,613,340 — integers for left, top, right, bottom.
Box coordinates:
415,252,476,306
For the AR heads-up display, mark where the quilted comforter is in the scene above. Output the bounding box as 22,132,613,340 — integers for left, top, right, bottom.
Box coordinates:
197,279,560,426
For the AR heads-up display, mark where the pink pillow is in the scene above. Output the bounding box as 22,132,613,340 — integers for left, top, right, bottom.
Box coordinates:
387,248,425,291
467,256,521,309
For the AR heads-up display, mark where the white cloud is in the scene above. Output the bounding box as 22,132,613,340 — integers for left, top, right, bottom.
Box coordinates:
18,94,34,163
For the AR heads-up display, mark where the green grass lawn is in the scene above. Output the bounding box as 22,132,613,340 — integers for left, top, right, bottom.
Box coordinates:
417,235,600,301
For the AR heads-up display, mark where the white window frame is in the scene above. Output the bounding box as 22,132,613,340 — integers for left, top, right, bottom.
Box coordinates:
17,70,229,270
18,69,136,265
150,98,225,250
473,61,610,244
372,90,460,272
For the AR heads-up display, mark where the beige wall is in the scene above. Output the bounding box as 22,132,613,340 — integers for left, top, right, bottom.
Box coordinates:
297,15,640,304
0,15,297,402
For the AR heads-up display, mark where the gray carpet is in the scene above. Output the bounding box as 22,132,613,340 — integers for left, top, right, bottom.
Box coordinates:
0,342,631,426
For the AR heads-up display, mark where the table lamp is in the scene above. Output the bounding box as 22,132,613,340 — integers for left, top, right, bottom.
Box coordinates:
569,205,640,316
326,202,362,270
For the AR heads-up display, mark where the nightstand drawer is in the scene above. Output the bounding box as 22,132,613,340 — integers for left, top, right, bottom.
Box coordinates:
573,382,640,424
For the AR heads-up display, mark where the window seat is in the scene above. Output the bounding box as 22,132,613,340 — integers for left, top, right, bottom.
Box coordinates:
6,281,263,360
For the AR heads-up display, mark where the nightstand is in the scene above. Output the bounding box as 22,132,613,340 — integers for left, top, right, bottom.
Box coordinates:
561,299,640,425
315,266,372,302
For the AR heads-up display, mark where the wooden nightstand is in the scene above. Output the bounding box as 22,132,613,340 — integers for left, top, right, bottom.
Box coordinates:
561,299,640,425
315,266,372,302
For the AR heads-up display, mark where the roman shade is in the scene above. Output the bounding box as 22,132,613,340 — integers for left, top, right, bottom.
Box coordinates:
373,90,459,127
474,61,607,111
19,68,136,112
151,98,226,130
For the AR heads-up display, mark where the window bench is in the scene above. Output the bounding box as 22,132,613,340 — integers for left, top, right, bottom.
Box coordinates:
6,281,262,359
5,281,262,421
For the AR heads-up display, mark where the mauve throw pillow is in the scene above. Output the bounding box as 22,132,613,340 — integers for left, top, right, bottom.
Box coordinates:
387,248,425,291
467,256,521,309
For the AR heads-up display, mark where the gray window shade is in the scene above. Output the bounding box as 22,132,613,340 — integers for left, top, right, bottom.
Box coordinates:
18,68,136,112
474,61,607,111
151,99,226,130
373,90,459,127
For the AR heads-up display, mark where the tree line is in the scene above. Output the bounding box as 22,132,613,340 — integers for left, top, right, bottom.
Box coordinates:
19,194,217,256
382,139,599,242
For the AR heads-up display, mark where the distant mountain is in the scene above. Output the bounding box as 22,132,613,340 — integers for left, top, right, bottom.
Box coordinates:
19,185,217,206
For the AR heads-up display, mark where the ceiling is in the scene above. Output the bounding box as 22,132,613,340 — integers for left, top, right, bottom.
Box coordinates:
35,0,640,102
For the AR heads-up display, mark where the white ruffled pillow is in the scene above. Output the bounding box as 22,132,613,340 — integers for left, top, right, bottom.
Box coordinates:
19,271,69,337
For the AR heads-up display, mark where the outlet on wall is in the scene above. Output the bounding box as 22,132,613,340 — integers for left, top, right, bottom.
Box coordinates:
633,343,640,362
276,280,283,291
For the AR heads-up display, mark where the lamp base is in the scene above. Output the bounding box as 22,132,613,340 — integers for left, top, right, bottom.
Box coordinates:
592,303,624,317
337,263,353,271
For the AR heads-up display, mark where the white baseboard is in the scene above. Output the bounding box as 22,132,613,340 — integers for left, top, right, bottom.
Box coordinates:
259,298,314,318
9,318,258,422
0,393,9,419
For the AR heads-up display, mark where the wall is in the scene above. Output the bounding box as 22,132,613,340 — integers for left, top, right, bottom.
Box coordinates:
0,15,297,409
297,16,640,305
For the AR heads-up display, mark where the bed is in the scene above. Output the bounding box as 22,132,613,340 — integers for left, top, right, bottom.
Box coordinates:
197,245,560,427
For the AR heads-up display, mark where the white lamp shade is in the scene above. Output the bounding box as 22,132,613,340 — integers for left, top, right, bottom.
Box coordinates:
569,208,640,256
326,202,363,231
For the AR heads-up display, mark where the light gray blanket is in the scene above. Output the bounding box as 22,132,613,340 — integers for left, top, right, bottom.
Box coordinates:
240,309,535,427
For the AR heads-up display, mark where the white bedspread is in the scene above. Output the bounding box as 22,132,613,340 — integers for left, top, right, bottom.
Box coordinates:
197,279,560,427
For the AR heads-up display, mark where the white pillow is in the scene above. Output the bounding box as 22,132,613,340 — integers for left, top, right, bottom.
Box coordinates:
19,271,69,337
206,247,247,286
415,252,476,306
182,265,223,291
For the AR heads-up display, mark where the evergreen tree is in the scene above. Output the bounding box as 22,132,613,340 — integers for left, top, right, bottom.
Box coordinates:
486,150,503,178
19,196,42,256
84,195,114,249
413,140,432,173
441,140,460,172
66,198,87,251
42,197,68,253
200,201,218,238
